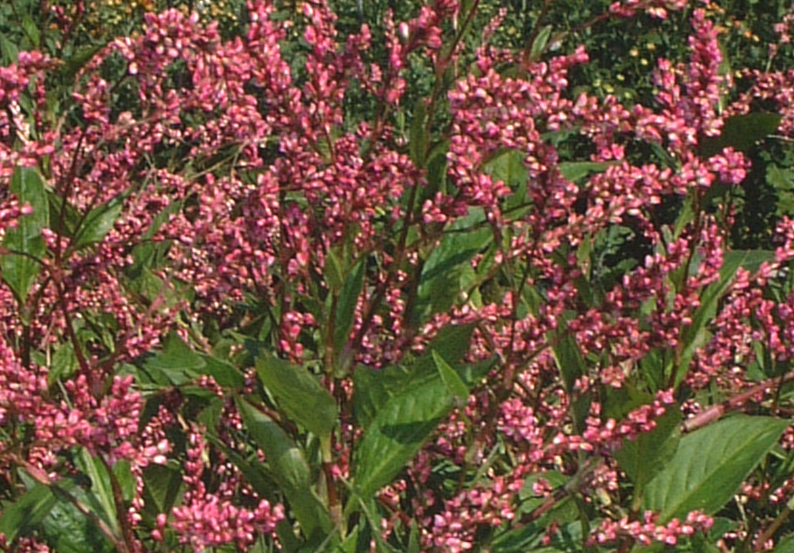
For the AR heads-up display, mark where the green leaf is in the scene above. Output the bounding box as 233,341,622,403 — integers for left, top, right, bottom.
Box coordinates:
1,166,48,304
256,355,338,440
0,32,18,65
700,113,782,157
198,354,246,388
353,324,475,430
43,493,115,553
73,194,124,249
774,532,794,552
237,398,333,541
75,449,118,533
643,415,789,522
418,218,491,318
352,376,454,500
529,25,553,60
352,364,412,430
483,149,528,189
21,13,40,48
141,463,183,516
0,481,60,542
551,332,586,392
614,407,681,502
334,259,365,355
558,161,616,182
143,331,204,385
325,249,345,292
433,350,468,400
411,323,475,380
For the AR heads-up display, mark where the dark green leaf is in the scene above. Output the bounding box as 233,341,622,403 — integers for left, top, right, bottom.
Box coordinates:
614,407,681,500
483,149,528,189
73,194,124,249
256,355,338,439
2,166,48,304
551,333,586,392
0,32,18,65
237,399,332,541
143,331,204,385
433,350,468,400
643,415,789,522
142,463,183,516
334,258,365,355
558,161,616,182
0,481,60,541
700,113,782,157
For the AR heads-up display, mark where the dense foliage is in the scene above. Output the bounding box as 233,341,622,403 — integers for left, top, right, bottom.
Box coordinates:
4,0,794,551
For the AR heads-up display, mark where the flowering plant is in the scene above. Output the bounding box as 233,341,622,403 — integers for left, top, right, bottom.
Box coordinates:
3,0,794,551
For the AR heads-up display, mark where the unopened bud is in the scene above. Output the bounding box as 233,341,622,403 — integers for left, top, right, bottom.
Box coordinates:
398,22,410,43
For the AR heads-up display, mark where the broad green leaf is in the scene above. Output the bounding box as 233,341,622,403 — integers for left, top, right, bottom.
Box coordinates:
21,13,40,48
2,166,48,304
352,376,454,500
0,32,18,65
411,323,475,380
209,436,278,501
237,398,333,541
141,463,183,516
558,161,616,182
73,194,124,249
198,354,245,388
614,407,681,502
112,461,135,503
0,480,60,542
143,331,204,385
256,355,338,440
774,532,794,552
700,113,782,157
353,363,412,430
333,258,365,355
43,493,115,553
417,220,492,318
643,415,789,522
324,248,345,292
433,350,468,400
483,149,528,190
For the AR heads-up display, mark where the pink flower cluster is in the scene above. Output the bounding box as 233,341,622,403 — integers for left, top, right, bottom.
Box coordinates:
592,510,714,547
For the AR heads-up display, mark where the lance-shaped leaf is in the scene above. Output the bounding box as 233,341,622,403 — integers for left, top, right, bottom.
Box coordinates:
353,372,455,500
256,355,338,440
237,398,333,541
643,415,789,522
73,193,124,249
333,258,365,355
1,166,48,304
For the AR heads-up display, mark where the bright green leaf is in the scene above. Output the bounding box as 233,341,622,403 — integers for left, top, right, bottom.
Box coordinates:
256,355,338,440
1,166,48,304
353,377,454,500
643,415,789,522
237,398,333,541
